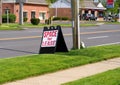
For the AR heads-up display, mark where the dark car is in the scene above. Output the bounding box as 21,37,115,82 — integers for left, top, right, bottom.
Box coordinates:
104,15,113,21
82,14,97,21
90,14,97,20
104,14,119,22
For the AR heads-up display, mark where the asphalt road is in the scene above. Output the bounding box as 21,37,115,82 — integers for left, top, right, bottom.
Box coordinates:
0,24,120,58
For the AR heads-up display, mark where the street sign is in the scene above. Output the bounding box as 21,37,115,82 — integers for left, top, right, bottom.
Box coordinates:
107,0,114,8
107,4,114,8
39,26,68,54
107,0,114,4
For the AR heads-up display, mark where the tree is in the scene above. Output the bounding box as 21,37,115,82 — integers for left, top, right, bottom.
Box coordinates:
105,0,120,14
99,0,106,7
116,0,120,7
46,0,56,3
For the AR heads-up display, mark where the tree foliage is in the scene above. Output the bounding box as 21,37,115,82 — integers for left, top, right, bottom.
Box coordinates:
100,0,120,14
116,0,120,6
107,0,120,14
46,0,120,14
46,0,56,3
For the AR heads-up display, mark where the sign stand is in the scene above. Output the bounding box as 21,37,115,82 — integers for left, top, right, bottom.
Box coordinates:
39,26,68,54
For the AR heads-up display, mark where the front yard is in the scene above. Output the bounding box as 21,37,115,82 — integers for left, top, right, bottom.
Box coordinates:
0,45,120,84
63,68,120,85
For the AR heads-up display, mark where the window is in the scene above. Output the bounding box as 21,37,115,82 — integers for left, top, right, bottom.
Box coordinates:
4,9,10,14
23,12,28,18
99,11,104,17
39,12,46,20
31,11,36,18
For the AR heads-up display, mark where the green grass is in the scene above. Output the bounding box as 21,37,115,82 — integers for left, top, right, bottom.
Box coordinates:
22,23,97,28
21,23,49,28
0,45,120,84
0,22,98,30
105,21,120,25
63,68,120,85
1,21,120,31
0,23,22,30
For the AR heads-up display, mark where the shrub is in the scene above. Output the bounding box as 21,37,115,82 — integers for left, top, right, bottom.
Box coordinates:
45,19,51,25
30,18,40,25
24,17,28,22
53,17,61,21
52,17,69,21
2,14,7,23
9,14,16,23
2,14,16,23
61,17,69,21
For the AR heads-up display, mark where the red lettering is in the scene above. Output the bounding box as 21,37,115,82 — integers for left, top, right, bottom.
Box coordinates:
52,30,58,37
42,40,56,47
43,32,47,38
43,30,58,38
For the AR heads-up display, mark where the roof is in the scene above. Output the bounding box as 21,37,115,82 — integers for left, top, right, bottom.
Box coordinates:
50,0,71,8
2,0,48,5
50,0,106,10
26,0,48,5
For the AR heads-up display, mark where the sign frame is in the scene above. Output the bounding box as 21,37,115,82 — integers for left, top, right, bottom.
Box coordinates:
39,26,68,54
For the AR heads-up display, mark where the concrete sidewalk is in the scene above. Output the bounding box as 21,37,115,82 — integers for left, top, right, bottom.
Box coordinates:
4,58,120,85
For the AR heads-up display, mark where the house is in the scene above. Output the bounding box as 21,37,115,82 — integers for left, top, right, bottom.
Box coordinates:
50,0,106,21
50,0,71,18
2,0,49,23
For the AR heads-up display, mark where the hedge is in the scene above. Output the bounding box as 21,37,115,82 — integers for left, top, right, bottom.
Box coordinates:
2,14,16,23
30,18,40,25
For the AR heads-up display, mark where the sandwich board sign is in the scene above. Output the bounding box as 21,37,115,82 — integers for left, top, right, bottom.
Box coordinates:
39,26,68,54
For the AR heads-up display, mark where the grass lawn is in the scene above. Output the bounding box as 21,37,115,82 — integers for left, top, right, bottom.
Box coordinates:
63,68,120,85
0,45,120,84
105,21,120,24
0,21,120,31
0,22,98,31
0,23,22,30
22,23,98,28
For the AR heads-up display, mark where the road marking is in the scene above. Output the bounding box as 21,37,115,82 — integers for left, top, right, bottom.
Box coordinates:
81,29,120,35
94,42,120,47
88,36,109,39
0,36,41,41
0,29,120,41
28,31,42,33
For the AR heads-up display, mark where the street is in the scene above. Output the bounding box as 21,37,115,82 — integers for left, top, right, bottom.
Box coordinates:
0,24,120,58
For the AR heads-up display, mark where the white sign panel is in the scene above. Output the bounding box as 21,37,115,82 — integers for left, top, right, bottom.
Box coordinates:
41,30,58,47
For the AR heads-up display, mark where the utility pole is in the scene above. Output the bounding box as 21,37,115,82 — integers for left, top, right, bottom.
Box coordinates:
19,2,23,25
16,0,27,25
0,0,2,25
7,9,9,24
71,0,80,49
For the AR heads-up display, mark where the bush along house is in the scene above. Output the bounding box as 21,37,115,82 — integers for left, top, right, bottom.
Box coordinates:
50,0,106,21
2,0,49,23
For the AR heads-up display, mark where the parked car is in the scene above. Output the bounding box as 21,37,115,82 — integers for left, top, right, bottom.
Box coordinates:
104,14,118,22
104,15,113,21
82,14,97,21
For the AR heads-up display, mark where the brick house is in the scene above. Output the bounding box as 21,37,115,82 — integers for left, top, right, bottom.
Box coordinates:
2,0,49,23
50,0,106,21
